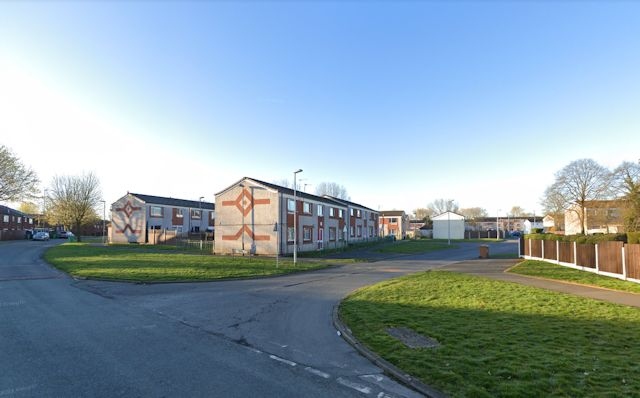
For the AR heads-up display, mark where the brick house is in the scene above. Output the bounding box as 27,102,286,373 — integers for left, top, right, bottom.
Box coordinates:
0,205,35,240
379,210,409,239
214,177,379,255
110,193,215,244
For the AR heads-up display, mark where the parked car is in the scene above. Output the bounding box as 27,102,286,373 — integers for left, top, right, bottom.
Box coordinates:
511,231,522,238
58,231,75,239
33,231,50,241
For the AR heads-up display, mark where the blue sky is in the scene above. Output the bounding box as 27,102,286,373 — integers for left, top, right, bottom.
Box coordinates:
1,1,639,216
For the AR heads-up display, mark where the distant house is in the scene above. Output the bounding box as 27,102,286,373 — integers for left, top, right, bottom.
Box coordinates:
379,210,410,239
432,211,465,240
564,200,625,235
110,193,215,244
0,205,34,240
523,218,545,234
214,177,379,255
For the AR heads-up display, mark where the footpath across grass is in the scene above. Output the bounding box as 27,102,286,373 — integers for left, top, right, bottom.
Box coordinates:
509,260,640,294
339,271,640,397
45,243,330,282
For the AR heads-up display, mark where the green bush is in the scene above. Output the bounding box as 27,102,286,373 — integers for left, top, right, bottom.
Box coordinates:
628,232,640,244
524,233,626,244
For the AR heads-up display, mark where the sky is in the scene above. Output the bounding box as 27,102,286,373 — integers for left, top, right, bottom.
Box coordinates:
1,1,639,218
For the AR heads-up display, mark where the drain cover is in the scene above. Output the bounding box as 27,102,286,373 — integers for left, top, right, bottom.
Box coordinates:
386,327,440,349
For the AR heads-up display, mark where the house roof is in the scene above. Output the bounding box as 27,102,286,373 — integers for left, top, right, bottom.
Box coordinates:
432,211,465,221
217,177,377,212
0,205,28,217
129,193,215,210
380,210,406,217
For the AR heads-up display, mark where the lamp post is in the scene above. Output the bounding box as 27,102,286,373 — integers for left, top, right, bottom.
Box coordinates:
100,200,106,245
293,169,303,265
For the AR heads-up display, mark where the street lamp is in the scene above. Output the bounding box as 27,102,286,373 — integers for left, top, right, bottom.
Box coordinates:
293,169,303,265
100,200,106,245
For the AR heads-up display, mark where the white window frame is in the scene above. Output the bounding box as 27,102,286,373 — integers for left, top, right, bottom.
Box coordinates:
287,226,295,242
317,205,323,217
150,206,163,217
303,202,311,214
303,226,312,242
287,199,295,212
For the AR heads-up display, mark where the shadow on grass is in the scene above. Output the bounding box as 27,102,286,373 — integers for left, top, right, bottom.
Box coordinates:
340,272,640,397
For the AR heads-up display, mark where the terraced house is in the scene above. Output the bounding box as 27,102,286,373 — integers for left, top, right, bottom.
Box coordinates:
110,193,215,244
0,205,34,240
214,177,379,256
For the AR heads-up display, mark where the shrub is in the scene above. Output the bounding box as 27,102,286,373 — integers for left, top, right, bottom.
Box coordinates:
628,232,640,244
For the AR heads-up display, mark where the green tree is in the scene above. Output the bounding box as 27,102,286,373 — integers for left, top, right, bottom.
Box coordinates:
613,160,640,231
0,145,39,202
47,173,102,242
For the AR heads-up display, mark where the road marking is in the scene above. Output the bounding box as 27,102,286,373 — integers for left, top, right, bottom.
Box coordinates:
337,377,372,394
304,367,330,379
361,374,384,383
377,392,395,398
245,346,262,354
0,384,37,396
269,355,296,367
0,300,25,308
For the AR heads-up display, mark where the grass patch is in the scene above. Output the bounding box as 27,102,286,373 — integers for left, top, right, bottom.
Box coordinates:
377,240,456,254
340,271,640,397
45,243,330,281
509,260,640,294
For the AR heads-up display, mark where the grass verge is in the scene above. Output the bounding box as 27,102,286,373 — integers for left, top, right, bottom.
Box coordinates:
45,243,330,281
509,260,640,294
339,271,640,397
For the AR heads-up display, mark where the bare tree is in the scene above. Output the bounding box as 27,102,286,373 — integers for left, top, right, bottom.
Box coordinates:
273,179,292,189
541,183,566,231
613,160,640,231
315,182,350,200
47,173,102,242
0,145,39,202
509,206,527,218
428,199,459,215
412,207,433,221
547,159,611,234
459,207,487,220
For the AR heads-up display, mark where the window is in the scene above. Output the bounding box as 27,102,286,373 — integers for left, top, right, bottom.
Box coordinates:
17,217,21,223
150,206,163,217
318,228,324,241
175,209,183,218
329,227,336,241
191,209,201,219
357,226,362,237
350,227,355,237
317,205,323,217
390,217,397,223
288,199,295,212
338,209,343,218
29,218,33,224
3,215,8,223
303,226,312,242
350,208,354,216
357,210,361,218
303,202,311,214
287,227,295,242
329,207,335,217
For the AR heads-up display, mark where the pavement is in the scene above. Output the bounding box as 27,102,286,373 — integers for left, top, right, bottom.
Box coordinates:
440,258,640,308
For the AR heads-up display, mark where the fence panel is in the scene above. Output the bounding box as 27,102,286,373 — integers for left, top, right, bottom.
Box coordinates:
530,239,542,258
598,241,623,275
626,243,640,280
576,243,596,268
558,241,574,263
543,240,557,260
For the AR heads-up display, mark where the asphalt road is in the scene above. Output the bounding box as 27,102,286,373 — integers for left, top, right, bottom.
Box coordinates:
0,239,518,397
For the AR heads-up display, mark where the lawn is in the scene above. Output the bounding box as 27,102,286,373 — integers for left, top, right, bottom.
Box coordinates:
339,271,640,397
377,239,457,254
509,260,640,294
45,243,330,282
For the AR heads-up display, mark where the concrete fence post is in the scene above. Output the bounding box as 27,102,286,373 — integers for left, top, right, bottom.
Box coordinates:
573,241,578,266
595,244,599,273
541,240,545,259
557,240,560,264
622,245,627,280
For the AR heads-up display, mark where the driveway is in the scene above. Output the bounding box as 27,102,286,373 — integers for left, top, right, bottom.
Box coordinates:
0,239,518,397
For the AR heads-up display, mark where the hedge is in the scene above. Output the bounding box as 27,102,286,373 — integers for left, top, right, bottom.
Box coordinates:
524,233,628,244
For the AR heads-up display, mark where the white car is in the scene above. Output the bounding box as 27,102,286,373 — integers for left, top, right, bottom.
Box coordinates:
59,231,75,239
33,231,50,241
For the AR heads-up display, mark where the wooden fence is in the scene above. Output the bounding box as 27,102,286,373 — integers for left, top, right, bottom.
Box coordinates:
522,238,640,284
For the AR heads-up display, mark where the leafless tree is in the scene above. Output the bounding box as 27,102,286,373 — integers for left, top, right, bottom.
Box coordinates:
509,206,527,217
47,172,102,242
546,159,611,234
315,182,350,200
412,207,433,221
0,145,39,202
541,183,566,231
428,199,459,215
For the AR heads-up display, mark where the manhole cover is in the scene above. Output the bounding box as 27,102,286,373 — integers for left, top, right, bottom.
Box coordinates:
386,327,440,349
